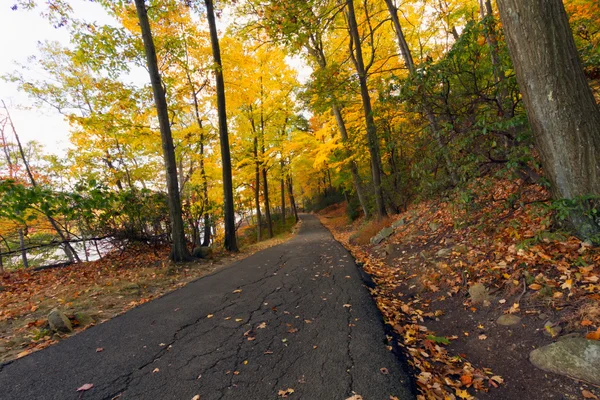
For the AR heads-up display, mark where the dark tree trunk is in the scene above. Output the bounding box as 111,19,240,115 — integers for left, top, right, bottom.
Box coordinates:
346,0,387,219
280,159,286,228
134,0,191,261
287,175,299,223
496,0,600,240
204,0,238,251
253,135,262,242
262,163,274,239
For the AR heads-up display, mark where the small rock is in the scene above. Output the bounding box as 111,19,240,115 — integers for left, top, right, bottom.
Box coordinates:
192,246,213,259
429,222,440,232
48,308,72,333
392,218,405,229
497,314,522,326
543,321,562,338
370,227,394,245
538,313,549,320
468,283,490,304
435,248,452,258
74,312,93,327
530,338,600,385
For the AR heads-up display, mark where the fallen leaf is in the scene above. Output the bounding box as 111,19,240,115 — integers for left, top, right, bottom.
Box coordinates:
235,318,243,322
460,374,473,386
581,320,593,327
207,314,213,318
343,304,352,308
233,289,242,294
288,328,298,333
76,383,94,392
192,395,201,400
278,388,294,397
529,283,542,290
345,396,363,400
478,334,487,340
257,322,267,329
153,368,159,373
583,389,599,399
380,367,389,375
586,328,600,341
96,348,104,352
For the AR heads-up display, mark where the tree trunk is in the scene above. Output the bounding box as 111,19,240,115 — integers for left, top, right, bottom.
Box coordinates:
345,0,387,219
253,135,262,242
134,0,191,261
18,229,28,268
496,0,600,240
205,0,238,251
280,159,286,228
287,175,299,223
262,163,274,239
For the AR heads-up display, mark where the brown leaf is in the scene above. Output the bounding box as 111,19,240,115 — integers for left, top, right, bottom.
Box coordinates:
380,367,389,375
582,390,599,399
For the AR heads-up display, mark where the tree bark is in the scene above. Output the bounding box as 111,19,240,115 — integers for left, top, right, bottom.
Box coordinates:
134,0,191,261
204,0,238,251
345,0,387,219
496,0,600,240
253,134,262,242
287,175,299,223
280,159,286,228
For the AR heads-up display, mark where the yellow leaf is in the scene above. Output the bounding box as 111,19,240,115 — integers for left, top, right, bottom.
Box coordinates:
529,283,542,290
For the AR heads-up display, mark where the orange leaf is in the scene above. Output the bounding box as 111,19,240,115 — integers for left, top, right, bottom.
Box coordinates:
586,328,600,341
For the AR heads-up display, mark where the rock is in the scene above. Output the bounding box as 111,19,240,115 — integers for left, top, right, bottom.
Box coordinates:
429,222,440,232
392,218,405,229
530,338,600,385
468,283,490,304
538,313,549,320
192,246,213,259
543,321,562,338
436,248,452,258
497,314,522,326
370,227,394,245
74,311,93,327
48,308,73,333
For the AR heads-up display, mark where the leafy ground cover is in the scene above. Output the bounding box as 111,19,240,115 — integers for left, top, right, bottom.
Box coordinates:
0,227,298,364
319,177,600,400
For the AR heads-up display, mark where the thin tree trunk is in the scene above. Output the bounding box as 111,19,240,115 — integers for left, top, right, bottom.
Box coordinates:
134,0,191,261
345,0,387,219
18,229,28,268
287,175,299,223
259,77,274,238
496,0,600,240
280,159,286,228
205,0,238,251
253,135,262,242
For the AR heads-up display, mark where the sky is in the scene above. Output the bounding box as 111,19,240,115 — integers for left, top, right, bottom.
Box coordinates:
0,0,116,155
0,1,312,157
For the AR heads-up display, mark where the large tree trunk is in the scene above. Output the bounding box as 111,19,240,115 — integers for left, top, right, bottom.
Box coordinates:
205,0,238,251
134,0,191,261
262,161,274,239
496,0,600,240
345,0,387,219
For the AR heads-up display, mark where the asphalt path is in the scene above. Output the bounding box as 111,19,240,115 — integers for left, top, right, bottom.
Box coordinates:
0,214,414,400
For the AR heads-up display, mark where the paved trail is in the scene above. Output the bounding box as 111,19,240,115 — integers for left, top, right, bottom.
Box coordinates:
0,214,413,400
